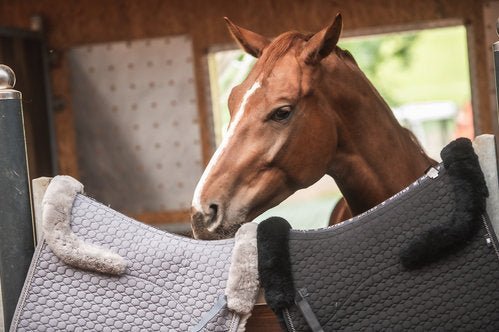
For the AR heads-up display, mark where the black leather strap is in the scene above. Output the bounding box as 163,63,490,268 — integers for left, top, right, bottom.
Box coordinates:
295,288,324,332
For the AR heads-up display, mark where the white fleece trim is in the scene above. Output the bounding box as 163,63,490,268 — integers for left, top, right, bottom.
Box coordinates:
226,222,259,317
42,175,127,275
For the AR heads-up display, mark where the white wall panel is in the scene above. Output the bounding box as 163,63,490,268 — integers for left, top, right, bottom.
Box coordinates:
69,35,202,214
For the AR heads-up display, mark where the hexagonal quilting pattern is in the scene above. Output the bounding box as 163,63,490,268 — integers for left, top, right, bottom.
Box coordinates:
11,194,237,331
284,168,499,331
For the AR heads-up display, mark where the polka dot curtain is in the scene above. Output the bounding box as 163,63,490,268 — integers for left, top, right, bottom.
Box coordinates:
69,35,203,215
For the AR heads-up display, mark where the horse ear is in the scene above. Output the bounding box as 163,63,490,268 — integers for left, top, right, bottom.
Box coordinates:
301,13,343,65
224,17,271,58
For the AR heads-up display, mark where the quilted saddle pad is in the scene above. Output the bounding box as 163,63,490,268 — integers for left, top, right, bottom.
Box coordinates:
10,176,259,332
258,138,499,331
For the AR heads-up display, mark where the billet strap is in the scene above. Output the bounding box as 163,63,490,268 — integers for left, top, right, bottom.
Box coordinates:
295,288,324,332
189,294,228,332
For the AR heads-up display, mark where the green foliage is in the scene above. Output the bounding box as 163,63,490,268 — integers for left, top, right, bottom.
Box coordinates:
339,26,470,108
340,33,419,105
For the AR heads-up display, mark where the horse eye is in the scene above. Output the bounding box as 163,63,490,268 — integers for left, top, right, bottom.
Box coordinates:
270,106,293,122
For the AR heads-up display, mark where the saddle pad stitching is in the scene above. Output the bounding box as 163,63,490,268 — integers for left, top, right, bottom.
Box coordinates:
33,240,193,316
124,266,217,319
320,261,401,327
283,308,297,331
229,313,242,332
120,273,191,316
289,174,439,241
288,227,497,331
116,237,215,270
481,213,499,262
74,222,233,307
74,198,222,270
214,302,238,331
10,239,48,330
80,195,233,247
215,310,237,331
72,197,234,323
16,238,233,331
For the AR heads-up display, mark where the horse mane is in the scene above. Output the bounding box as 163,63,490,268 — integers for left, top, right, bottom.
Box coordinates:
403,127,436,167
335,47,358,66
258,31,358,75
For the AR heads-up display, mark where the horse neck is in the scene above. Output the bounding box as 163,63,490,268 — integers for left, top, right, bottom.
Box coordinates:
323,58,435,215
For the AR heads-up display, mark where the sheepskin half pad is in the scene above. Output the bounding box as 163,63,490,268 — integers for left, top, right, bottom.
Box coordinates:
11,176,259,332
258,137,499,331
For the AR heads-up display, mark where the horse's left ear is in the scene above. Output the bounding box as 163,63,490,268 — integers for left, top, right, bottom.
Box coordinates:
224,17,271,58
301,13,343,65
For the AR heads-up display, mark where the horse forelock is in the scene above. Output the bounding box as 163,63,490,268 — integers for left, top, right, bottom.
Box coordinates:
256,32,357,77
257,32,310,76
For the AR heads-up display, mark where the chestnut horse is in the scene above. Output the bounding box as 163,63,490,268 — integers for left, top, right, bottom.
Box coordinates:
191,14,435,239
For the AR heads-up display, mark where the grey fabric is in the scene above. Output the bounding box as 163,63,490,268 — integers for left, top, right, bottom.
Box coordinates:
10,177,258,331
41,175,127,275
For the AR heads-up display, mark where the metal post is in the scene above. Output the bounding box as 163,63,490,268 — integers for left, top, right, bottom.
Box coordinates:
0,64,35,331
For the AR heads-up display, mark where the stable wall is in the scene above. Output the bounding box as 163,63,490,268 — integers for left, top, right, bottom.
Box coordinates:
0,0,496,224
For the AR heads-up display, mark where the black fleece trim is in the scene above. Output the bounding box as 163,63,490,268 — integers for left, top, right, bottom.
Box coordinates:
257,217,295,314
400,137,489,269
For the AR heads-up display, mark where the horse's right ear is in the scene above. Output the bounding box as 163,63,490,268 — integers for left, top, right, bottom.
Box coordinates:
300,13,343,65
224,17,271,58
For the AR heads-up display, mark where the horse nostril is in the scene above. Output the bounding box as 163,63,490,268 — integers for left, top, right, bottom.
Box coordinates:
208,204,219,225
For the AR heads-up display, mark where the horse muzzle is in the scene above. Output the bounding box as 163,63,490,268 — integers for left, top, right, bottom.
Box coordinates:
191,204,239,239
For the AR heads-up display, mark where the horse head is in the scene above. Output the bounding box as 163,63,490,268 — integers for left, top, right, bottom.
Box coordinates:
191,14,348,239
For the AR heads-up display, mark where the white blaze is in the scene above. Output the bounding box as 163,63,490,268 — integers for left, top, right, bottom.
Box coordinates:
192,81,261,211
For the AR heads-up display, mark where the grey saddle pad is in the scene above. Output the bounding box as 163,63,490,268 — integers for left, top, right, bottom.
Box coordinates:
10,176,259,332
258,138,499,331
